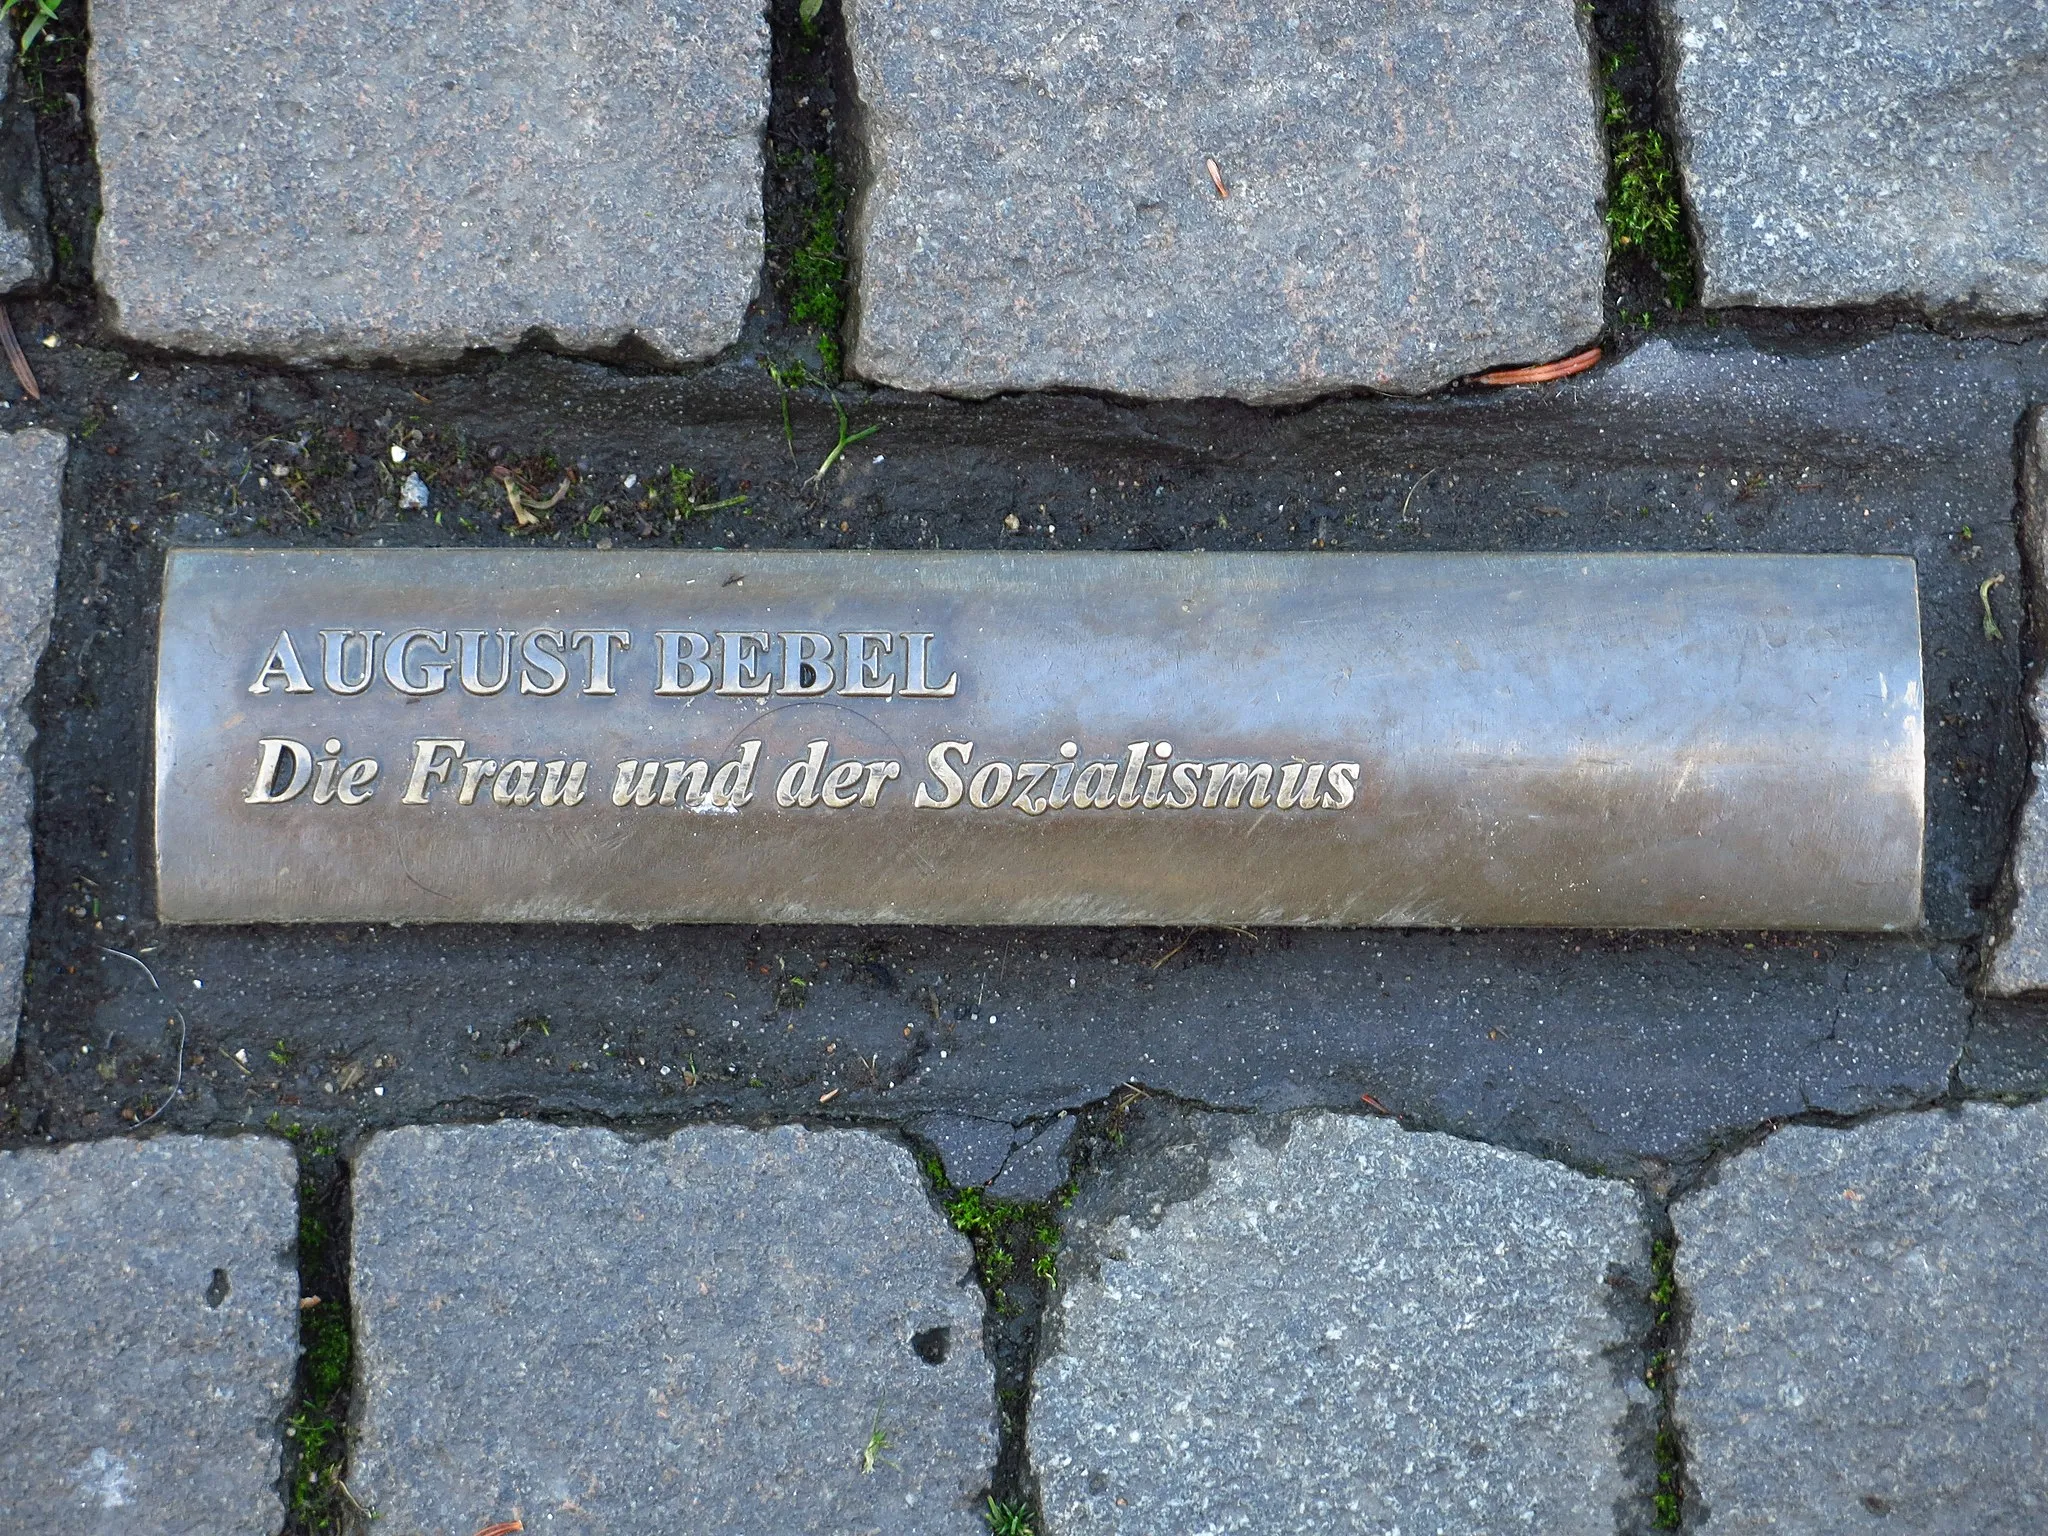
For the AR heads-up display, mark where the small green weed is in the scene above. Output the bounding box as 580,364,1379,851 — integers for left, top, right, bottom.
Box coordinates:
806,392,879,489
766,358,813,455
658,464,748,520
859,1407,894,1474
1,0,61,54
1603,85,1693,310
985,1496,1037,1536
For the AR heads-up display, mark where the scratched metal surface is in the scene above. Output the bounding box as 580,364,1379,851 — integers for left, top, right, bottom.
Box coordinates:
153,549,1923,928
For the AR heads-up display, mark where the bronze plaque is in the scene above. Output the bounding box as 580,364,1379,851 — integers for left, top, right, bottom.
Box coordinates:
153,549,1923,929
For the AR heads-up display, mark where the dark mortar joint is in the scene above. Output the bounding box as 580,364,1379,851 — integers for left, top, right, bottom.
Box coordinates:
281,1137,356,1536
902,1120,1081,1534
14,0,98,303
763,0,857,378
1635,1200,1692,1533
1586,0,1700,330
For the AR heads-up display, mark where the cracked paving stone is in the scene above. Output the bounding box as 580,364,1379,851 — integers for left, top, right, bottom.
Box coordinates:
0,1135,300,1536
843,0,1607,402
1674,1104,2048,1534
1662,0,2048,315
348,1120,994,1534
1031,1112,1651,1534
88,0,768,365
0,426,65,1066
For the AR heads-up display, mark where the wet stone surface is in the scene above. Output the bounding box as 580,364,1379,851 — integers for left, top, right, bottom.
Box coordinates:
844,0,1607,402
0,1134,298,1535
1663,0,2048,315
1033,1111,1652,1534
1674,1104,2048,1535
0,427,64,1066
349,1120,994,1535
88,0,769,364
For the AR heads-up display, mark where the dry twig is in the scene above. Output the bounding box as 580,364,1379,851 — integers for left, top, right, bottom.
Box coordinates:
1475,346,1602,387
0,304,40,400
491,465,569,527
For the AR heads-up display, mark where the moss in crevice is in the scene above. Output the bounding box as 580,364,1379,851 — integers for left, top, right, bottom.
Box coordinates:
764,0,852,376
785,148,848,374
1587,0,1699,323
282,1154,355,1534
915,1147,1066,1536
1644,1233,1687,1530
1603,83,1693,312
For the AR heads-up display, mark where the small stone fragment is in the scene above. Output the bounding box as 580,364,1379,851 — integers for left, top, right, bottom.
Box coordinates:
0,1135,300,1534
1673,1105,2048,1532
349,1121,993,1534
0,427,65,1066
89,0,768,364
987,1114,1076,1202
844,0,1607,402
910,1111,1017,1188
1662,0,2048,314
1031,1112,1650,1533
1984,409,2048,994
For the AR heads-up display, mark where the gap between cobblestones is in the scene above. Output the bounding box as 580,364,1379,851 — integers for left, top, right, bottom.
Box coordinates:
1588,0,1698,328
281,1136,353,1536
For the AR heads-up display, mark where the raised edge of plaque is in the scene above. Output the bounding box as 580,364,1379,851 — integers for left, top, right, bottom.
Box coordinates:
152,550,1924,929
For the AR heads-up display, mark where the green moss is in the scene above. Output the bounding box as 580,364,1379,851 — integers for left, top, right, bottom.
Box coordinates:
1603,86,1694,310
1649,1237,1676,1327
787,150,848,374
923,1159,1065,1292
1647,1237,1684,1529
286,1173,354,1532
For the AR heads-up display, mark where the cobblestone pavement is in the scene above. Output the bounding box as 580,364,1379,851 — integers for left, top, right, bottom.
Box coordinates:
0,0,2045,1531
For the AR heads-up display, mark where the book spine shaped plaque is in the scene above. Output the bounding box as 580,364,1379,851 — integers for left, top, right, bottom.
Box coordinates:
153,549,1923,929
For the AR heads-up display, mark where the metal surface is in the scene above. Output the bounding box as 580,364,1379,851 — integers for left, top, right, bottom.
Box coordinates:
153,549,1923,929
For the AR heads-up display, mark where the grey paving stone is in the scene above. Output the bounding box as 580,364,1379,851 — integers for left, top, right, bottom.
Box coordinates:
0,426,65,1067
0,59,49,292
1663,0,2048,314
1673,1105,2048,1534
0,1134,300,1535
844,0,1607,403
1031,1112,1651,1534
349,1120,994,1534
89,0,767,365
1984,408,2048,994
